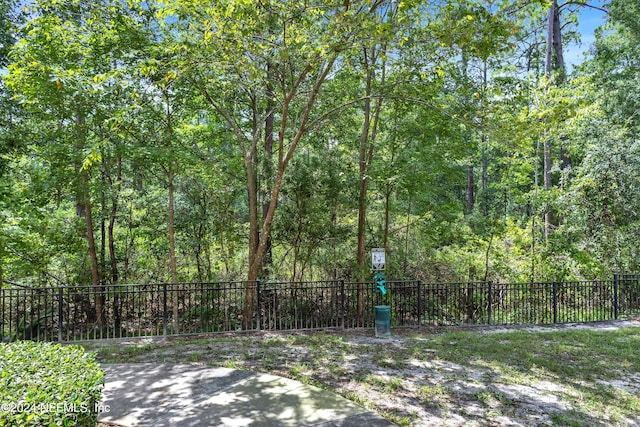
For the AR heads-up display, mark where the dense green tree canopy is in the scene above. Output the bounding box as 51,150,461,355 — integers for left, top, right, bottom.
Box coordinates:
0,0,637,287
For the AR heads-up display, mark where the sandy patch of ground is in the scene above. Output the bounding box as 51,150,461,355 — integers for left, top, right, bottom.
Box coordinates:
86,320,640,426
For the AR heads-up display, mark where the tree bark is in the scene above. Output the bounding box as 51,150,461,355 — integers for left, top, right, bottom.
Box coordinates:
108,157,121,330
544,139,552,240
357,51,374,326
544,0,565,240
261,61,276,278
243,140,260,329
168,165,179,333
82,182,104,327
74,111,104,327
467,162,475,214
242,56,338,327
545,0,565,80
481,142,488,217
356,46,384,323
163,87,180,334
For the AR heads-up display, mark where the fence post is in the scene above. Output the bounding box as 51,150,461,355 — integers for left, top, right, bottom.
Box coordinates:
340,279,345,329
552,281,558,324
487,281,492,326
613,273,619,320
57,287,63,342
417,280,422,328
256,280,261,331
162,283,168,337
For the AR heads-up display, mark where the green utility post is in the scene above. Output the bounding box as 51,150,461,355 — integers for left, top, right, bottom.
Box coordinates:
372,248,390,337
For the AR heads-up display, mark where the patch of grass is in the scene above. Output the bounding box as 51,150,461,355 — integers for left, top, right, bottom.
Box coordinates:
288,361,310,377
362,375,404,392
378,409,413,426
550,409,592,427
88,342,162,362
222,356,242,369
419,384,446,400
376,356,406,370
410,327,640,381
343,390,374,409
185,351,203,363
473,389,514,407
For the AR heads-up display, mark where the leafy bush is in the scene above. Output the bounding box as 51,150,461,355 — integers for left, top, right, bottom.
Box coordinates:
0,341,104,426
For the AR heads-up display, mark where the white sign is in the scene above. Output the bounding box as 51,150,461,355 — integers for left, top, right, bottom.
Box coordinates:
371,248,386,270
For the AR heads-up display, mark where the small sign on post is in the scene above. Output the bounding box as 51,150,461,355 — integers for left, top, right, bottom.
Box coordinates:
371,248,386,271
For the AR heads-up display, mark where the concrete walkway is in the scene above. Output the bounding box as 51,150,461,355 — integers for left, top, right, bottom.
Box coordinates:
98,364,394,426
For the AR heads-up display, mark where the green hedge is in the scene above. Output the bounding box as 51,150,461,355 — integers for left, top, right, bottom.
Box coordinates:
0,341,104,426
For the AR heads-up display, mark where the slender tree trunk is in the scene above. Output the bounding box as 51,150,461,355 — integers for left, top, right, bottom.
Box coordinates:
481,142,488,216
357,54,374,325
74,112,104,327
219,211,230,277
0,216,6,287
168,166,179,333
545,0,565,80
403,197,411,277
544,0,565,240
158,86,181,333
123,204,134,282
544,138,552,240
467,162,475,214
100,184,106,284
463,53,475,216
244,142,259,329
356,47,384,323
195,228,203,281
108,200,118,284
261,62,276,278
383,184,391,250
108,157,121,331
83,185,104,327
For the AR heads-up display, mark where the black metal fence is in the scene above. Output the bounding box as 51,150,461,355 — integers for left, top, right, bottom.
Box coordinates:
1,274,639,342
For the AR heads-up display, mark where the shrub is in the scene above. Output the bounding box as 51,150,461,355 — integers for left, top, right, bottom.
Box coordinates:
0,341,104,426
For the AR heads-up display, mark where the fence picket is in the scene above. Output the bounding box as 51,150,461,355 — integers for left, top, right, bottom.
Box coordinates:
1,275,638,342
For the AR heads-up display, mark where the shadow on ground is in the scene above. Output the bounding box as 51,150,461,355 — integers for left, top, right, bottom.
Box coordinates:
99,363,393,426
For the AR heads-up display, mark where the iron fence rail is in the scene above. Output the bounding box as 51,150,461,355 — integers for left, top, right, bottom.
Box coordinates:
1,275,639,342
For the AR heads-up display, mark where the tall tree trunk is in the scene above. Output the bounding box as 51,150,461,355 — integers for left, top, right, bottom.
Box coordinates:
467,162,475,214
75,112,104,327
357,52,374,325
100,181,106,285
545,0,565,80
383,183,391,250
480,60,489,217
244,142,259,329
168,166,179,333
108,157,121,333
356,47,384,323
544,0,565,240
261,61,276,278
109,157,121,284
403,197,411,277
481,142,488,217
544,139,552,240
160,87,180,333
108,199,119,330
82,182,104,327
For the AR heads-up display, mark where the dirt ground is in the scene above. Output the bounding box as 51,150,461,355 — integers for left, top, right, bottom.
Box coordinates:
87,320,640,426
